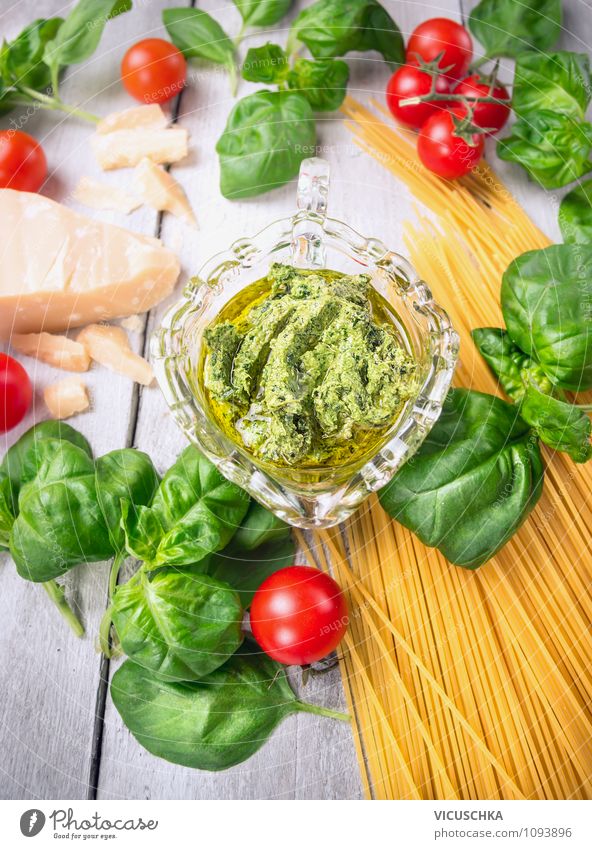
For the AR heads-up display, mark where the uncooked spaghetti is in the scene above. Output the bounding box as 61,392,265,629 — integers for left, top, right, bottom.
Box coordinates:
302,97,592,800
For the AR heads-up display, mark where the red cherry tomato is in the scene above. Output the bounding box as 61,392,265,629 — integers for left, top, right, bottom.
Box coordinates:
0,353,32,433
417,109,484,179
250,565,349,666
0,131,47,193
406,18,473,80
386,64,451,129
454,74,511,134
121,38,187,104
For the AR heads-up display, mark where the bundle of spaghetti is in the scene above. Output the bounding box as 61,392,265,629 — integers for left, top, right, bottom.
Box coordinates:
302,98,592,799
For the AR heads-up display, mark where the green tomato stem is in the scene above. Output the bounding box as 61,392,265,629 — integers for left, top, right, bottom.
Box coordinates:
228,60,238,98
470,55,490,71
399,91,511,109
296,701,351,722
18,85,100,124
233,21,247,49
42,580,85,638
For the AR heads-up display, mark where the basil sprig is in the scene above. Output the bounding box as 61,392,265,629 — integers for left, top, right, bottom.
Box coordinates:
0,0,132,123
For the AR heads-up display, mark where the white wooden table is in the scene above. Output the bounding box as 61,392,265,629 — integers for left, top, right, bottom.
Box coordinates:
0,0,589,800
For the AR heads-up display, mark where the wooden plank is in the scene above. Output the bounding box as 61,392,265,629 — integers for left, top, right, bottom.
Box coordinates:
0,0,176,799
94,0,462,802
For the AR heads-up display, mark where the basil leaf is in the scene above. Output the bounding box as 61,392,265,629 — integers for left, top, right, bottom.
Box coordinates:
379,389,544,570
471,327,553,403
513,51,592,120
559,179,592,245
469,0,561,59
233,0,293,28
501,244,592,391
287,57,349,111
242,43,289,84
520,382,592,463
94,449,159,552
205,537,295,608
1,17,63,90
497,112,592,190
122,446,250,568
111,571,244,681
43,0,131,83
216,89,316,199
111,651,342,770
10,439,113,582
163,8,234,67
288,0,404,65
0,475,15,549
203,500,295,606
0,421,92,510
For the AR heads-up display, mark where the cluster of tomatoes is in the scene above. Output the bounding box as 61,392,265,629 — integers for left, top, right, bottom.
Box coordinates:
386,18,510,179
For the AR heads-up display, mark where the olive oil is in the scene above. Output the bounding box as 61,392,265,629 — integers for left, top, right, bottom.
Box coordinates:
199,266,417,471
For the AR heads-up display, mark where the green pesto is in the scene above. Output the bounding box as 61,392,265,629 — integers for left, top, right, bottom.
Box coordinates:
203,264,418,467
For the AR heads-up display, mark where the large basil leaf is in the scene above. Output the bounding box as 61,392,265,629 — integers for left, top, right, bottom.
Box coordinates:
379,389,544,569
559,179,592,245
242,43,289,84
0,475,14,549
497,112,592,190
43,0,131,87
287,58,349,111
512,51,592,121
1,421,92,510
111,571,243,681
122,446,250,568
10,439,113,582
232,0,292,28
216,90,316,199
204,501,295,606
94,449,159,552
111,651,346,770
0,18,63,91
501,245,592,391
163,8,235,68
468,0,561,59
471,327,553,403
288,0,404,65
521,382,592,464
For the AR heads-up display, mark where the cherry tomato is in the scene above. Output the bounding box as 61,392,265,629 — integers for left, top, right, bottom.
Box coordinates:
417,109,484,179
454,74,511,134
0,353,32,433
121,38,187,104
406,18,473,80
250,565,349,666
0,131,47,193
386,64,451,129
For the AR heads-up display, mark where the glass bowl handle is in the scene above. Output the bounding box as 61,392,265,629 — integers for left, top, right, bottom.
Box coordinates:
292,157,330,268
297,157,330,216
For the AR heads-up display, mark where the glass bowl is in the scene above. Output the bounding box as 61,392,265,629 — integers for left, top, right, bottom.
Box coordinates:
151,158,459,528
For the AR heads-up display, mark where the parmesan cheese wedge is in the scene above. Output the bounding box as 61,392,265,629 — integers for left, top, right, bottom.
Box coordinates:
91,127,189,170
97,104,168,134
135,158,197,227
11,332,91,372
73,176,141,214
0,189,180,339
77,324,154,386
44,378,90,419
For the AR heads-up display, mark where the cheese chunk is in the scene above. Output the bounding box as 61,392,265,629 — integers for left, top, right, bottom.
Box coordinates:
92,128,189,170
44,378,90,419
0,189,180,339
73,176,141,214
97,104,168,135
11,332,91,372
135,158,197,227
77,324,154,386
